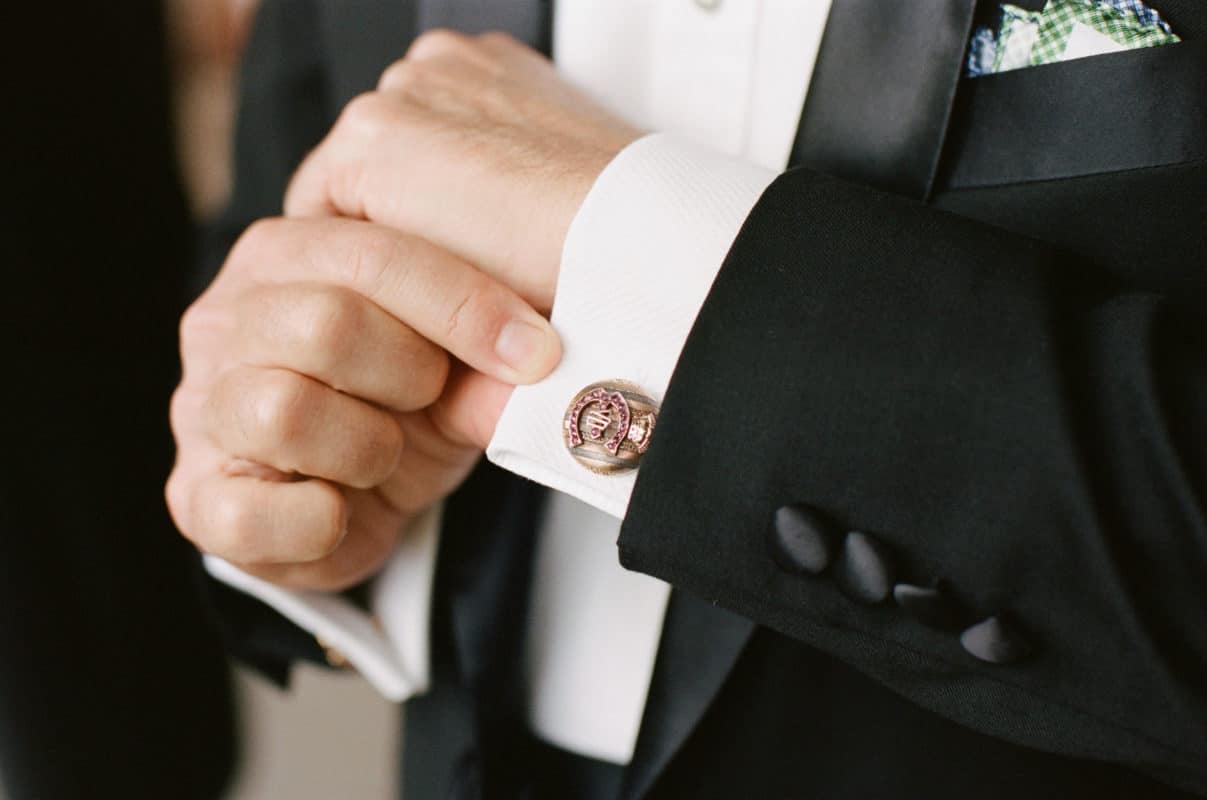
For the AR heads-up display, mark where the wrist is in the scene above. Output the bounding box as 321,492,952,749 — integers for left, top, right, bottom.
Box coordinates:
536,129,643,312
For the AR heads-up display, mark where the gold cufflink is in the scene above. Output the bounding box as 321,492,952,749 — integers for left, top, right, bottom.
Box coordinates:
563,381,658,474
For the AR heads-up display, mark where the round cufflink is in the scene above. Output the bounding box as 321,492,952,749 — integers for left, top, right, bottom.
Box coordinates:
563,381,659,474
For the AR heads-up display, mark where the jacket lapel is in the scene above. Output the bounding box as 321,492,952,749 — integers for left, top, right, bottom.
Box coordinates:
620,592,756,800
792,0,978,199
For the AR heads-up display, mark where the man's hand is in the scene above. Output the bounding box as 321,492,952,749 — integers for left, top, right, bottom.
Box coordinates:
285,29,642,312
170,31,636,591
166,217,560,590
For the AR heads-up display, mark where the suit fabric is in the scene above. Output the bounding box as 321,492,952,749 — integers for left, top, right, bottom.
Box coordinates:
208,0,1207,797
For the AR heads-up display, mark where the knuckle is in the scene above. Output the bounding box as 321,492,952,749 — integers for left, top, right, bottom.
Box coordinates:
293,288,362,371
177,303,203,352
178,299,221,359
378,58,424,91
407,28,472,61
230,217,282,263
378,60,405,91
251,370,314,449
168,385,193,435
475,31,528,71
339,91,396,136
164,469,192,537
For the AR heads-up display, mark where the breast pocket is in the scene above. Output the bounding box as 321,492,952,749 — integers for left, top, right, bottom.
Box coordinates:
938,40,1207,190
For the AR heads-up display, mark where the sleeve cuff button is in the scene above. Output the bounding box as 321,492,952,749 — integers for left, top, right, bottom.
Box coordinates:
960,615,1033,664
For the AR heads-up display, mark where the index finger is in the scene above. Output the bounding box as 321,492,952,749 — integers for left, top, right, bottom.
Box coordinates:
224,217,561,386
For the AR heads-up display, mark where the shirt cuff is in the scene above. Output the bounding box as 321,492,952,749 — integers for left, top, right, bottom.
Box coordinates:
203,504,442,702
487,132,776,518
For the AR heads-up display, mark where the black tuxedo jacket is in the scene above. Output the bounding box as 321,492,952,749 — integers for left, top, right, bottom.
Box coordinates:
207,1,1207,797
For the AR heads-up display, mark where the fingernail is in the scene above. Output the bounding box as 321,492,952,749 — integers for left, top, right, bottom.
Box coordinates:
495,319,556,379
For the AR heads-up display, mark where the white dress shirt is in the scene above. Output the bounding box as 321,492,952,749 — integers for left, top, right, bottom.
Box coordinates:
207,0,832,767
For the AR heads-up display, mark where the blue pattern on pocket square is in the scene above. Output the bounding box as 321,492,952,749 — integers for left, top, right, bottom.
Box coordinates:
967,25,999,76
966,0,1180,77
1102,0,1174,34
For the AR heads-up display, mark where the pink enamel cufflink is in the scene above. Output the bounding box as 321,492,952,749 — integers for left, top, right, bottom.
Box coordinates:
563,381,659,474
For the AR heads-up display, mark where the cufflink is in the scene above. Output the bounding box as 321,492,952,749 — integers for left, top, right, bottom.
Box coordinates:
563,381,659,474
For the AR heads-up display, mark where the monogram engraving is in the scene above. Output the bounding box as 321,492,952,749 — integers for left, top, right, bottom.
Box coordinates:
584,408,613,441
567,388,630,455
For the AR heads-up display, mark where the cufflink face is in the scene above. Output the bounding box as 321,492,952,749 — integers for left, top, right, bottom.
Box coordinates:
564,381,658,474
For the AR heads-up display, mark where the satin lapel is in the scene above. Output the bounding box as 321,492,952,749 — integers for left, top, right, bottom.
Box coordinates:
792,0,978,199
620,592,756,800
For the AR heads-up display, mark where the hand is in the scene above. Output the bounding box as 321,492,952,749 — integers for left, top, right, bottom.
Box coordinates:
285,29,642,313
166,217,561,590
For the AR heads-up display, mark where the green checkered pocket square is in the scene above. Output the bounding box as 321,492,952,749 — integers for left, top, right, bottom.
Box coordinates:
969,0,1181,77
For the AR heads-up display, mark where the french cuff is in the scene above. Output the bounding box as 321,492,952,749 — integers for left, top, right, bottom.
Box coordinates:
487,132,776,519
203,504,442,702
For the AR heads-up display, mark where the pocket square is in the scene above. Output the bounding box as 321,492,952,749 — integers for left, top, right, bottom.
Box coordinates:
967,0,1181,77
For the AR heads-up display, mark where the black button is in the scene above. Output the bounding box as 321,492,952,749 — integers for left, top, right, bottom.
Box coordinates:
835,532,895,604
769,504,834,575
960,616,1033,664
893,581,962,630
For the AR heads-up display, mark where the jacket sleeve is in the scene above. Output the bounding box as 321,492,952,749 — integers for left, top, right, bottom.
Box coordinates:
617,166,1207,792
